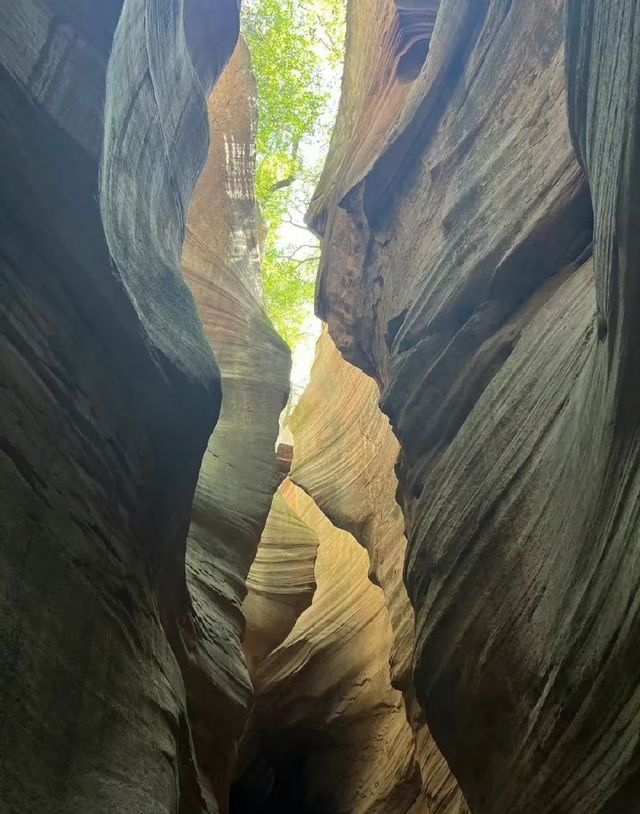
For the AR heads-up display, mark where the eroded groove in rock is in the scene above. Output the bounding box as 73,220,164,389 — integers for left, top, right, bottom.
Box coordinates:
307,0,412,237
0,1,239,812
395,2,440,83
180,39,291,812
288,327,468,814
248,484,421,814
312,0,590,380
311,0,640,812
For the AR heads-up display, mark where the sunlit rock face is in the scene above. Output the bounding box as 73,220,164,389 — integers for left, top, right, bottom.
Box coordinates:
290,329,412,685
307,0,441,252
0,1,278,812
310,0,640,812
247,482,421,814
181,40,290,811
243,480,319,675
289,328,468,814
235,479,320,812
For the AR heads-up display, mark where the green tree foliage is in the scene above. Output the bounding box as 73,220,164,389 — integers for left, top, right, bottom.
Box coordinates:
242,0,345,347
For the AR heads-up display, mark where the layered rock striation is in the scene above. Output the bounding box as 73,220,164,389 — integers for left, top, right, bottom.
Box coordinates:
181,39,290,811
0,3,285,813
248,482,421,814
289,328,413,687
243,480,319,675
289,328,467,814
311,0,640,812
3,1,639,813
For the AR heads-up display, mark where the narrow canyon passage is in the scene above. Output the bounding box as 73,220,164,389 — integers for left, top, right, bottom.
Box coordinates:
1,2,639,814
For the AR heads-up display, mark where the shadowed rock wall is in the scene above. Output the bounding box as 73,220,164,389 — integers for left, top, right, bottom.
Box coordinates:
0,2,286,812
310,0,640,812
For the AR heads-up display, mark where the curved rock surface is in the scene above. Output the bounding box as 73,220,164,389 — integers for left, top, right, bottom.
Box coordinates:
289,328,467,814
0,2,285,813
181,39,290,811
308,0,440,243
311,1,640,812
289,328,413,685
252,484,421,814
243,480,319,675
3,2,639,813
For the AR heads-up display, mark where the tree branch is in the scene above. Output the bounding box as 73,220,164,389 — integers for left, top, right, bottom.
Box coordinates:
268,139,301,193
270,174,296,193
284,255,321,269
282,217,312,233
281,244,318,261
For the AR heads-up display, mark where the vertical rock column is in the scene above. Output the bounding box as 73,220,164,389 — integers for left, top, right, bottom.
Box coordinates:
180,39,291,814
0,0,241,812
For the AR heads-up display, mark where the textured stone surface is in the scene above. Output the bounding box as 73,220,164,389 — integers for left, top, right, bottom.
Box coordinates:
4,1,639,812
289,328,468,814
243,480,318,675
252,483,421,814
289,328,412,686
311,0,640,813
180,39,290,811
0,2,251,812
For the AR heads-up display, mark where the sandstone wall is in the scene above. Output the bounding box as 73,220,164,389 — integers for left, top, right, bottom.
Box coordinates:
289,328,468,814
248,481,421,814
0,3,286,812
3,1,639,812
181,40,290,811
243,480,319,674
311,0,640,812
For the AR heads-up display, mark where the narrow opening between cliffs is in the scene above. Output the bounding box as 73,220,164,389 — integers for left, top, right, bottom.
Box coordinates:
6,1,628,814
243,0,439,408
242,0,347,409
230,2,443,813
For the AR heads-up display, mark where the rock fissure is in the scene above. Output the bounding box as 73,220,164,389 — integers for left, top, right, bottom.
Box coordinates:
2,1,639,814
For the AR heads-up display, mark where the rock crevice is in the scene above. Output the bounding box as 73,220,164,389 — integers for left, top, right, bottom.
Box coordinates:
2,2,640,814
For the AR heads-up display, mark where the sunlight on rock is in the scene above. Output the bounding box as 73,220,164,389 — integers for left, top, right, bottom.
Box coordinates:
2,1,640,814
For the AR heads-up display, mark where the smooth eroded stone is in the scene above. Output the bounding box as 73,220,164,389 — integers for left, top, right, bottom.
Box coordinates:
252,484,421,814
243,481,319,674
289,327,468,814
0,1,244,812
180,38,291,812
310,0,640,811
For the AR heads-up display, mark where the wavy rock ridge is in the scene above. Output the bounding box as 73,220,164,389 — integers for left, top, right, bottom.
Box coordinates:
235,329,468,814
243,480,319,675
244,479,420,814
289,328,468,814
0,3,287,813
311,1,640,813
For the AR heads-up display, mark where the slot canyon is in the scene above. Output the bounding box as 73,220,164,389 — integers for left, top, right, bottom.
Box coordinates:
1,1,639,813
